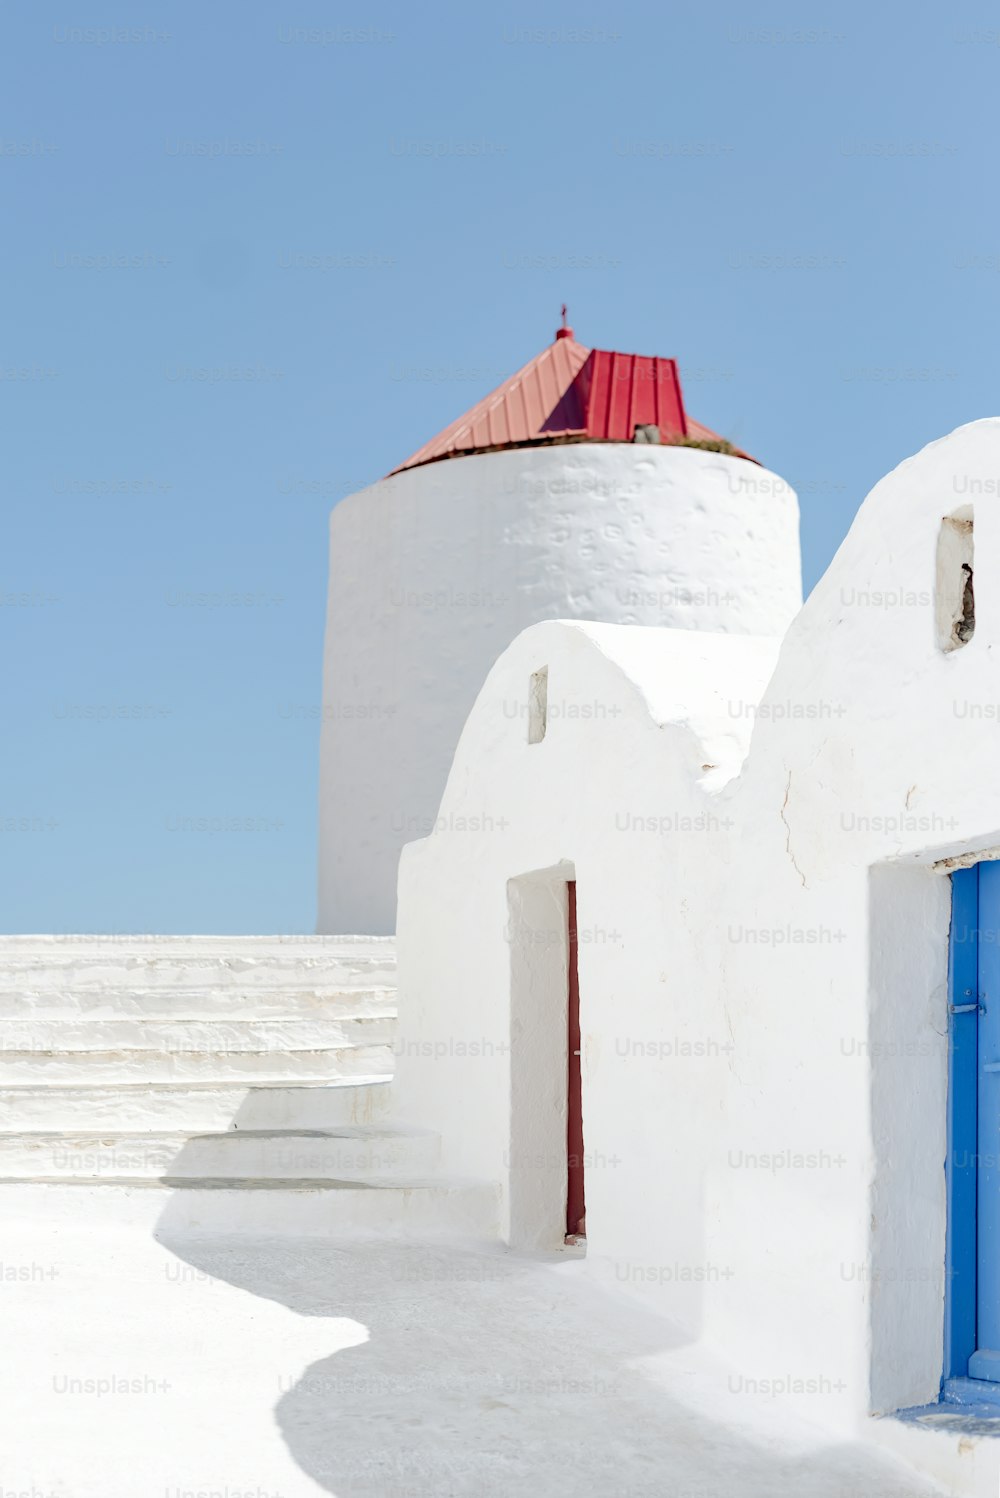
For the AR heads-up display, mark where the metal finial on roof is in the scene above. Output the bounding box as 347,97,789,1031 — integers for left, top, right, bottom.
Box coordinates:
555,303,574,341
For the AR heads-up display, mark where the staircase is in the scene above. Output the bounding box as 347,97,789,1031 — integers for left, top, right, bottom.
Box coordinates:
0,936,498,1238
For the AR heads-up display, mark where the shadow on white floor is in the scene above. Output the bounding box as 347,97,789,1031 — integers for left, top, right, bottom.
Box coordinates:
154,1230,944,1498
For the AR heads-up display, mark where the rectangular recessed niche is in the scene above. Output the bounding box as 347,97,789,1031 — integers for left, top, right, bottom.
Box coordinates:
936,506,974,653
528,666,548,744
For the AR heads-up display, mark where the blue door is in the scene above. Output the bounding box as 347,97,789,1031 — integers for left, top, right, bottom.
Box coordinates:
947,861,1000,1385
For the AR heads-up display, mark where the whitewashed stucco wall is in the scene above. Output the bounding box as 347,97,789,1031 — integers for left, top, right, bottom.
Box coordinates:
393,621,783,1340
392,418,1000,1462
319,442,801,934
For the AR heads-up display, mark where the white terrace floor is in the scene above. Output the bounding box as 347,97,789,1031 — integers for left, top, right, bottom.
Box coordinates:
3,1218,945,1498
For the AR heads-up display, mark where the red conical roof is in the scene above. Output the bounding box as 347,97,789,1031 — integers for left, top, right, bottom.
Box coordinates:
390,324,752,475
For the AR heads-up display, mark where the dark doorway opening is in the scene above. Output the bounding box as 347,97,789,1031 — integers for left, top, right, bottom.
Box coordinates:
566,880,586,1241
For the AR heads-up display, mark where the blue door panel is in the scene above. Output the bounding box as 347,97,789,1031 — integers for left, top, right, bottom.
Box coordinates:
947,861,1000,1385
946,865,978,1377
976,862,1000,1374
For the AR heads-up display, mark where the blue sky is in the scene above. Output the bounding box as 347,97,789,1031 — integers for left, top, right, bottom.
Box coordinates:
3,0,998,933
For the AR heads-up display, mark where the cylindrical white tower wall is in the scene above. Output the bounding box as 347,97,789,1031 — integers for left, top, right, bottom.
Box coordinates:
319,441,802,933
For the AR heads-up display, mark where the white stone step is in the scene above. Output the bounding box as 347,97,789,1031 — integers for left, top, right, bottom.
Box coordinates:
0,1080,392,1131
0,985,397,1019
0,937,401,1179
0,1015,394,1053
0,935,396,991
0,1044,393,1084
0,1177,500,1239
0,1125,439,1180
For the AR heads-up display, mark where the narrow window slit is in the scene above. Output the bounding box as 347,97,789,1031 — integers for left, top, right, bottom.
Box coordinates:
528,666,548,744
936,506,974,652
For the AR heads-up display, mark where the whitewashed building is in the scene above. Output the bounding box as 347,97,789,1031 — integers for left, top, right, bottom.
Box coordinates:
383,368,1000,1492
318,317,801,933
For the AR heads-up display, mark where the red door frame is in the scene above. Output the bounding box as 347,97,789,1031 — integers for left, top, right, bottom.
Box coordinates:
566,880,586,1238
